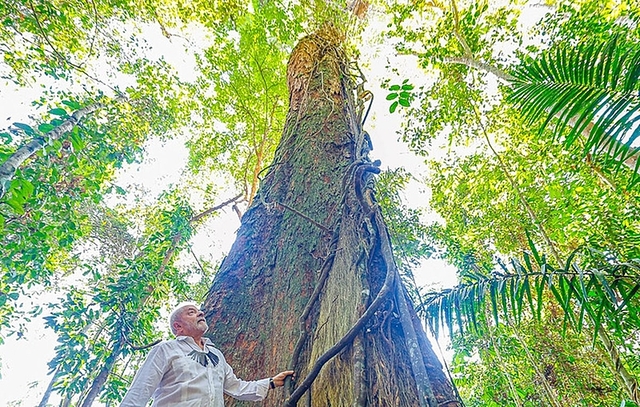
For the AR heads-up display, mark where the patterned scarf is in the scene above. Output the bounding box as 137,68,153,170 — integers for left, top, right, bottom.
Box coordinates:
188,349,220,367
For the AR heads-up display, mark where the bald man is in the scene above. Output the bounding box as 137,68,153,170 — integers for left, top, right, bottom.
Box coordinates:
120,302,294,407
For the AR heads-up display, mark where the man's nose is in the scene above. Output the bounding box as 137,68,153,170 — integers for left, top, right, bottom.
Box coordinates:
197,310,204,317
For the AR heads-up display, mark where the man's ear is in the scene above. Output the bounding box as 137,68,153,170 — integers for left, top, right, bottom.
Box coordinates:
172,321,182,334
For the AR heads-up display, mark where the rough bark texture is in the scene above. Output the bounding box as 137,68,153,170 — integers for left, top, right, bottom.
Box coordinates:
203,25,459,407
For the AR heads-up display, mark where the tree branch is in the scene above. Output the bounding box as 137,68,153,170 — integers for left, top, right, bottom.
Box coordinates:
441,56,516,82
449,0,472,57
26,0,120,92
125,337,162,351
189,193,243,223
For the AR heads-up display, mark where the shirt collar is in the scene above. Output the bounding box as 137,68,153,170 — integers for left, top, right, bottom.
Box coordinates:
176,335,214,349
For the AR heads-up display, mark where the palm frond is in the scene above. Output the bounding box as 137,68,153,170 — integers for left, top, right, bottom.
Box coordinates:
508,37,640,181
423,253,640,342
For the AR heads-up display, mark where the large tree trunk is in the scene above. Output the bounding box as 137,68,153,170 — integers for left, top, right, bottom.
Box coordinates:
203,25,460,407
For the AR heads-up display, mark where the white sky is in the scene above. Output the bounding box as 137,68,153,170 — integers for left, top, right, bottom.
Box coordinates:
0,7,469,406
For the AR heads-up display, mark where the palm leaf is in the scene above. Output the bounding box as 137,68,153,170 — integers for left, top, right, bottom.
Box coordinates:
424,254,640,340
508,36,640,182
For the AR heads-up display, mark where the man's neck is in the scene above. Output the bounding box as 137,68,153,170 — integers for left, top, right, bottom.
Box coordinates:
191,335,205,349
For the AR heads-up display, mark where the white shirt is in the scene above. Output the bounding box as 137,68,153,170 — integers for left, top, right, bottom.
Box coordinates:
120,336,270,407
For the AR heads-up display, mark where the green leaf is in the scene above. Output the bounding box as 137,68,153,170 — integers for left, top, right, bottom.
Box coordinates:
524,230,541,264
0,132,12,143
398,98,410,107
389,101,399,113
508,36,640,185
38,123,55,133
49,108,68,116
386,92,398,100
13,178,34,200
5,197,25,214
70,128,85,151
13,122,35,136
489,281,499,325
535,275,544,320
62,100,82,110
389,84,401,91
592,269,618,306
617,283,640,312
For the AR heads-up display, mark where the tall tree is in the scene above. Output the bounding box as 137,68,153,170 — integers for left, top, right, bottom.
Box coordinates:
203,23,460,407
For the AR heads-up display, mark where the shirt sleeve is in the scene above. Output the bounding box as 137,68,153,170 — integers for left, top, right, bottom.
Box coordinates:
221,357,270,401
120,343,169,407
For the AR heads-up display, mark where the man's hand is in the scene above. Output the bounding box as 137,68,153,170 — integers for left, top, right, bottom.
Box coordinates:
271,370,295,388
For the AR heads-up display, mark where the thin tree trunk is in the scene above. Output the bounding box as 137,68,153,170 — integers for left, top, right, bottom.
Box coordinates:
60,393,72,407
203,25,460,406
597,327,640,403
509,324,562,407
38,367,59,407
443,54,640,175
0,100,110,199
483,304,524,407
79,336,126,407
471,103,563,265
69,195,242,406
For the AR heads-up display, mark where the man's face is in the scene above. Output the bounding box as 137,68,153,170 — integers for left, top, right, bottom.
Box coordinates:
175,305,208,337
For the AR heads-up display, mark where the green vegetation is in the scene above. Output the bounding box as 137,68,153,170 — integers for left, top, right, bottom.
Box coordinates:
1,0,639,405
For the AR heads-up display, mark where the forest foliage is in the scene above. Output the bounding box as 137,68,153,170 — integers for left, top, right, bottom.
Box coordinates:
0,0,639,406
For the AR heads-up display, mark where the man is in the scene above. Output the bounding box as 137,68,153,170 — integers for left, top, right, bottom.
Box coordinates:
120,302,294,406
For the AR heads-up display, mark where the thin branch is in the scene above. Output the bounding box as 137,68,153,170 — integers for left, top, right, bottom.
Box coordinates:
79,336,126,407
125,337,162,351
585,153,617,190
189,245,206,275
273,201,332,234
189,193,243,223
83,0,99,64
442,56,516,82
232,203,242,221
26,0,119,93
449,0,472,56
27,0,76,69
469,96,563,265
443,50,640,176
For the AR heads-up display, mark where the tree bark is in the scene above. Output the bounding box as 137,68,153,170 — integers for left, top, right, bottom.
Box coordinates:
203,25,459,407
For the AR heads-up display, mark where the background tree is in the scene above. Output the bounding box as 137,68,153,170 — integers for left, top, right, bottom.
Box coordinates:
385,0,640,405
